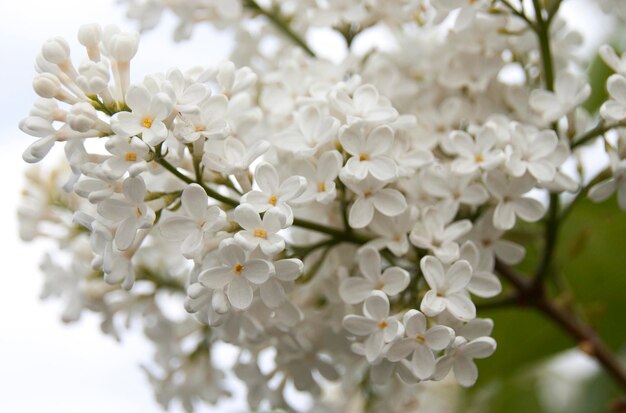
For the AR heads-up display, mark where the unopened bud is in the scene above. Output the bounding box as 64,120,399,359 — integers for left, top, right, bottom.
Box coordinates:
78,24,102,48
33,73,61,98
67,102,97,132
41,37,70,65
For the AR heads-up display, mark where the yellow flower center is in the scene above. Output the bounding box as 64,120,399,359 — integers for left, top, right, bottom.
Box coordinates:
415,335,425,344
268,194,278,206
124,151,137,162
359,153,370,161
378,320,388,330
317,182,326,192
142,116,153,128
475,153,484,163
234,262,245,274
254,228,267,239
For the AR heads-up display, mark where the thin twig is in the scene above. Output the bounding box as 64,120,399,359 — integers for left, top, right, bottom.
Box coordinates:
243,0,315,57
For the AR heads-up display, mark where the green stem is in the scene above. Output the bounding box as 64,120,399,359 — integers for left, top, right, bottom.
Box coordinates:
571,120,626,149
531,0,559,291
499,0,536,28
243,0,315,57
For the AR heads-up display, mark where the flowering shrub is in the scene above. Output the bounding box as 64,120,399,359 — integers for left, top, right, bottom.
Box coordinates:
18,0,626,411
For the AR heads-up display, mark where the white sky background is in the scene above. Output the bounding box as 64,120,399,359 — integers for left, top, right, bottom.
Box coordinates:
0,1,616,412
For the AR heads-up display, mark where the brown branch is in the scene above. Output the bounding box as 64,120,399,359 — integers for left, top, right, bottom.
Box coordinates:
495,261,626,392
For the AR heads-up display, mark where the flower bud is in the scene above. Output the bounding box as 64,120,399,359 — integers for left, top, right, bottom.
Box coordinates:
103,26,139,62
33,73,61,98
78,24,102,48
67,102,97,132
77,60,110,94
19,116,55,137
41,37,70,65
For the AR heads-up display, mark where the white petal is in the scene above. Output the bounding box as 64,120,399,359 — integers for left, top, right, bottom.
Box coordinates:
199,266,233,289
493,202,516,230
468,271,502,298
115,216,137,250
420,256,445,291
381,267,410,296
425,326,454,351
343,315,377,336
339,277,375,304
387,338,416,362
404,310,426,337
454,356,478,387
445,293,476,321
412,343,436,379
464,337,497,359
420,290,446,316
366,125,394,156
259,278,285,308
446,260,472,293
254,162,279,193
226,276,254,310
514,197,545,222
588,179,616,202
274,258,303,281
364,291,389,320
234,205,262,230
371,188,407,216
358,247,382,281
181,230,203,256
349,197,374,228
242,259,271,284
365,331,385,363
182,184,208,219
122,176,145,204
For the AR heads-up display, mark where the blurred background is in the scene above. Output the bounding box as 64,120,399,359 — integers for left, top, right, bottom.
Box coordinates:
0,0,624,412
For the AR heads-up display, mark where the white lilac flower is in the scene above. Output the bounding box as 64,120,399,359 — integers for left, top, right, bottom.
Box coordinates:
484,171,546,230
259,257,304,308
160,184,226,258
203,137,270,175
240,162,307,225
420,256,475,321
421,166,489,209
341,173,407,229
367,207,418,257
332,83,399,125
466,210,526,265
198,242,272,310
387,310,455,379
434,336,497,387
111,84,173,146
506,125,559,182
340,123,398,181
459,241,502,298
448,127,503,175
342,292,402,362
102,135,150,179
274,105,340,157
600,75,626,122
174,94,228,142
410,206,472,264
233,205,286,256
291,150,343,205
96,176,154,250
339,247,410,304
529,71,591,123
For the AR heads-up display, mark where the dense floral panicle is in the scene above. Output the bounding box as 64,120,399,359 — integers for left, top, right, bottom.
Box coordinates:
18,1,626,411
